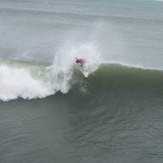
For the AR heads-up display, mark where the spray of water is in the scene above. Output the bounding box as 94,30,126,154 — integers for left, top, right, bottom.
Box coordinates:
0,42,102,101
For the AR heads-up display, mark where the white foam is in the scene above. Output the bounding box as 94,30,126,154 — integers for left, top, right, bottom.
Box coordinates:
0,43,102,101
0,65,54,101
46,42,102,92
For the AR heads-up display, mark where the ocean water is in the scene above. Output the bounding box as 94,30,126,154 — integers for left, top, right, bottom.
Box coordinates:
0,0,163,162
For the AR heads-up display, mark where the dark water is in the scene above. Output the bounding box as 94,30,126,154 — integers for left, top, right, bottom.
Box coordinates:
1,65,163,163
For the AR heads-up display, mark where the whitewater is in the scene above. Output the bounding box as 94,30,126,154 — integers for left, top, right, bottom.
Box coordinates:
0,43,102,101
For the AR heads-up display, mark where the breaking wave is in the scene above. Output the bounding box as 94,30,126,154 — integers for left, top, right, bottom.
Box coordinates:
0,43,101,101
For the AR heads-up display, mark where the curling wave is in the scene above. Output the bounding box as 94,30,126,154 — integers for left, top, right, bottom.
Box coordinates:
1,57,163,101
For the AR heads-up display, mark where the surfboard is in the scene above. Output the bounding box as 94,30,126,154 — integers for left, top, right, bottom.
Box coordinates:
82,66,89,78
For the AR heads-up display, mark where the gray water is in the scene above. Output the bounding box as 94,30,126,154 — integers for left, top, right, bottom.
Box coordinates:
1,0,163,68
0,0,163,162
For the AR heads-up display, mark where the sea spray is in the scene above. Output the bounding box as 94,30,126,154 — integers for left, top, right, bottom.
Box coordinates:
0,43,101,101
45,42,102,92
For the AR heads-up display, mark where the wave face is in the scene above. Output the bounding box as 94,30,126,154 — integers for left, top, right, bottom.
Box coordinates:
73,63,163,101
87,64,163,94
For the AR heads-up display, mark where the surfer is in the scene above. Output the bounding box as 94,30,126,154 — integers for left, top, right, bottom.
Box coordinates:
75,57,86,67
75,57,89,77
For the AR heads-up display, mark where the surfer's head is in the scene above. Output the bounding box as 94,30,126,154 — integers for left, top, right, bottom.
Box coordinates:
75,57,79,63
